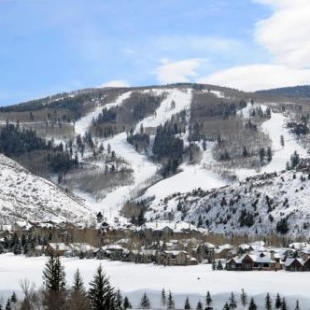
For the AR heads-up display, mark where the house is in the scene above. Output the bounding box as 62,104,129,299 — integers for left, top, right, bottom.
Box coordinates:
285,258,304,271
69,243,97,258
94,244,128,260
45,243,71,256
160,250,188,266
226,252,276,271
195,242,215,262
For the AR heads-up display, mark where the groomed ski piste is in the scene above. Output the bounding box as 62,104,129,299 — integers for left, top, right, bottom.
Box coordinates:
74,89,309,226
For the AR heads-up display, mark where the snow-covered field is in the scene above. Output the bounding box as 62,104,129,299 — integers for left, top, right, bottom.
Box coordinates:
0,254,309,309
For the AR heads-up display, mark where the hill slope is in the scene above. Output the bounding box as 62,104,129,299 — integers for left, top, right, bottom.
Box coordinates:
1,83,310,236
0,154,93,226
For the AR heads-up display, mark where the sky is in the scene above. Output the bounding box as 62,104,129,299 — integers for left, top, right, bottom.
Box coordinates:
1,0,310,106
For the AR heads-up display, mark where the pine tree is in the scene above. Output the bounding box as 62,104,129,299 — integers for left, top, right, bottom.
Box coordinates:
196,300,203,310
217,260,223,270
115,289,123,310
123,296,132,309
10,292,17,304
275,293,282,309
42,254,67,310
88,264,117,310
240,288,247,307
139,293,151,309
69,269,89,310
161,288,167,307
295,300,300,310
229,292,237,309
267,147,272,162
167,290,175,309
206,291,212,308
184,296,191,309
280,135,284,147
248,297,257,310
264,292,272,310
5,299,11,310
281,298,287,310
223,302,230,310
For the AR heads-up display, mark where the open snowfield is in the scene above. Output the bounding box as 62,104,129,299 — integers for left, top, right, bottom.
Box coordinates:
0,254,309,308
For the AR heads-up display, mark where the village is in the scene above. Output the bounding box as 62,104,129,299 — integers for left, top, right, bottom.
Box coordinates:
1,218,310,272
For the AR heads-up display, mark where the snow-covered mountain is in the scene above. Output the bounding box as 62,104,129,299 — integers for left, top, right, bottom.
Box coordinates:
0,154,93,226
1,83,310,236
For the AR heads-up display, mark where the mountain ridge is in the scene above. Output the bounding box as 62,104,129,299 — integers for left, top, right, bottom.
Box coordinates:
0,83,309,237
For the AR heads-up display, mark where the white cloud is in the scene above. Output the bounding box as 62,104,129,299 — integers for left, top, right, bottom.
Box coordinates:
100,80,130,88
198,64,310,91
197,1,310,91
255,0,310,68
155,59,203,84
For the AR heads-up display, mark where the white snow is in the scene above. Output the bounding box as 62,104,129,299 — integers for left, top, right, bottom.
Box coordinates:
74,91,132,137
236,108,309,180
0,254,309,308
135,89,191,132
142,165,227,207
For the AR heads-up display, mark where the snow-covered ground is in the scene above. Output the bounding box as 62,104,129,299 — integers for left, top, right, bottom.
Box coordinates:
236,105,309,180
0,254,309,309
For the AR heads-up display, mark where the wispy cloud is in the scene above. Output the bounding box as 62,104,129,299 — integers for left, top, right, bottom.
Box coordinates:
100,80,130,88
199,1,310,90
155,58,205,84
198,64,310,91
254,0,310,68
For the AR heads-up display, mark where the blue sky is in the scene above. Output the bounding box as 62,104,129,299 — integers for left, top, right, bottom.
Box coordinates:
1,0,310,106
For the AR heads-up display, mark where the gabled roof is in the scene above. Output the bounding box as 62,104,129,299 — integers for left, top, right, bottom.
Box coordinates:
284,257,304,267
47,243,70,251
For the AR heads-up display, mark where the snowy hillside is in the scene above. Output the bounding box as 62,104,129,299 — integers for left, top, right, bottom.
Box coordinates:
1,83,310,236
0,154,93,225
144,169,310,237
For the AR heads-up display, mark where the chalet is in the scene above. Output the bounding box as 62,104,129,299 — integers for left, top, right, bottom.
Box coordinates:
226,252,276,271
195,242,215,262
285,258,304,271
160,250,188,266
94,244,128,260
69,243,97,258
303,257,310,271
45,243,71,256
214,244,234,259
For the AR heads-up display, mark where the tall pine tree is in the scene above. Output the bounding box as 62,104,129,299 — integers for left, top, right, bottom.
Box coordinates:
69,269,89,310
88,264,117,310
42,254,67,310
139,293,151,309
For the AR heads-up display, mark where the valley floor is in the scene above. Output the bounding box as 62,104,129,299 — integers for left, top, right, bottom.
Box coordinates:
0,253,309,308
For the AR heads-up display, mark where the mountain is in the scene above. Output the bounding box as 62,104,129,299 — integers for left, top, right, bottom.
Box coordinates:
0,83,309,236
0,153,93,226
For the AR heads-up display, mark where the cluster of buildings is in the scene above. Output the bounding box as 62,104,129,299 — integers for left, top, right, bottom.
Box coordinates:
225,241,310,272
